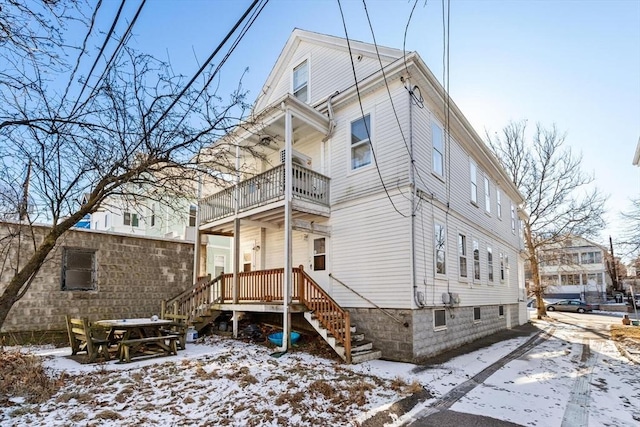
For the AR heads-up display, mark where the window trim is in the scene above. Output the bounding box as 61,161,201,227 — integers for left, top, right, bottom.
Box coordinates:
473,306,481,322
434,309,447,329
499,305,505,317
510,204,516,233
350,113,373,172
432,122,444,178
61,247,97,291
484,177,491,214
487,246,494,283
473,239,480,282
496,189,502,219
435,222,446,276
292,59,309,103
458,233,468,279
470,161,478,205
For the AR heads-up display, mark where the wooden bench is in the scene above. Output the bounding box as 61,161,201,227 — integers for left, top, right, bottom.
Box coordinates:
65,316,111,363
160,313,189,350
117,334,180,363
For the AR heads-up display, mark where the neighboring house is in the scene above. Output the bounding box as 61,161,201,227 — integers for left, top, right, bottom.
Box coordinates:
180,29,527,363
536,236,611,303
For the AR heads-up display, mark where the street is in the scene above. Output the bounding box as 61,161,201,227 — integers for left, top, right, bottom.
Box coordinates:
405,311,640,427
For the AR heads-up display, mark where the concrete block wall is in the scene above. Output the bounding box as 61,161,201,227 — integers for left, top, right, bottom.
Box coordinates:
0,224,194,333
348,304,519,363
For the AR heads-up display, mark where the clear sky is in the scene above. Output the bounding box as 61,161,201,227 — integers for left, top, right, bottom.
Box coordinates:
94,0,639,249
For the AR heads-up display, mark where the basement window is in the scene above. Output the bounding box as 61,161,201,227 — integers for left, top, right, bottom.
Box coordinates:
61,248,96,291
473,307,481,322
434,309,446,329
499,305,505,317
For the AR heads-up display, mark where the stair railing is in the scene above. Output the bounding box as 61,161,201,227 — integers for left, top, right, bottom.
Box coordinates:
163,274,224,323
297,266,351,363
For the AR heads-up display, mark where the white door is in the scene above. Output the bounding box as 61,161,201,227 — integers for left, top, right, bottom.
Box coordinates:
307,235,331,293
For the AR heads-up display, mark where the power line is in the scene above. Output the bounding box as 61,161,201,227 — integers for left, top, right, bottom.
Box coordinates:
145,0,263,138
337,0,408,218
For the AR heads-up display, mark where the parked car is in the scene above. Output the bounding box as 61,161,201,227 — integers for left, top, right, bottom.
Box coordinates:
546,300,594,313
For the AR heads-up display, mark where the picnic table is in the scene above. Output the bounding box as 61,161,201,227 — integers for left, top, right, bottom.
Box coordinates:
94,318,181,363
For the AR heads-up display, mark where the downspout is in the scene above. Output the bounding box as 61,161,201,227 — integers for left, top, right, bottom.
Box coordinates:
322,91,340,142
409,84,423,308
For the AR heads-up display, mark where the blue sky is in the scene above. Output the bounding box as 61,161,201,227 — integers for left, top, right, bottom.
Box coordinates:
97,0,639,248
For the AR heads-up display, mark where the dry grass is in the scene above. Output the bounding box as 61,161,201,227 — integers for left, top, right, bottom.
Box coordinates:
0,349,65,405
611,325,640,341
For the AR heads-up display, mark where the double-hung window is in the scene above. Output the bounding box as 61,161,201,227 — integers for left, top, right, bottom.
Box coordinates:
470,162,478,204
510,204,516,233
61,248,96,291
123,211,138,227
351,114,372,170
496,189,502,219
484,178,491,214
432,123,444,177
473,239,480,281
487,246,494,282
500,252,505,281
293,60,308,102
189,205,197,227
458,234,467,278
435,223,446,275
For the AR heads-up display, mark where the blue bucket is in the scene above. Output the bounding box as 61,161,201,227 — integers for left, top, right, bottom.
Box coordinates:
268,331,301,346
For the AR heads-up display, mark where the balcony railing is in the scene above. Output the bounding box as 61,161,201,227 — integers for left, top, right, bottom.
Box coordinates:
200,163,330,223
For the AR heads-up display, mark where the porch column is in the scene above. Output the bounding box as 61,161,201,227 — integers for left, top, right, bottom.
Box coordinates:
193,171,203,284
282,107,293,352
233,143,241,338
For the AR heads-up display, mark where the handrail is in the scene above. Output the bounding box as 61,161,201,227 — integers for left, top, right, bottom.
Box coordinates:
299,267,351,363
329,273,409,327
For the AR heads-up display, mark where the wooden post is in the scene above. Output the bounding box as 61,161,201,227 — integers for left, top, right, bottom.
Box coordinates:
282,108,293,352
298,265,305,303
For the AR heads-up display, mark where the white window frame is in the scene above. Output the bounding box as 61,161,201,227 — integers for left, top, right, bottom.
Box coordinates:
496,189,502,219
473,239,480,281
499,305,504,317
432,122,444,178
189,205,197,227
458,233,467,278
487,246,494,282
484,177,491,214
292,59,309,102
500,252,505,282
350,114,372,171
473,306,481,322
470,161,478,205
434,309,447,329
435,223,446,275
510,204,516,233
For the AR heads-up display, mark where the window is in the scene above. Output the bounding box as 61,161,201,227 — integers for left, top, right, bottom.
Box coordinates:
499,305,504,317
470,162,478,204
432,123,444,177
473,307,481,321
487,246,494,282
150,204,155,227
351,114,371,170
214,255,225,277
484,178,491,213
313,238,326,271
582,273,604,285
243,252,252,272
496,189,502,219
104,214,109,228
510,204,516,232
473,239,480,281
292,60,308,102
581,251,602,264
123,212,138,227
434,309,446,328
458,234,467,278
560,273,581,285
500,252,505,281
189,205,197,227
62,248,96,291
435,223,446,275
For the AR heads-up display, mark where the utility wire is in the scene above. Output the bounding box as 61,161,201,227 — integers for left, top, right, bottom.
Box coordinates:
403,0,420,76
337,0,408,218
69,0,127,115
362,0,433,202
145,0,262,138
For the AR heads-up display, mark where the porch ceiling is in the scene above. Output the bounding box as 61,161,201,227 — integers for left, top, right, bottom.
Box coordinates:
200,201,330,236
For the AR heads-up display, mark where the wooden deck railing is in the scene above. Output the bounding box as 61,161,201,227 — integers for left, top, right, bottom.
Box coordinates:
199,164,330,224
162,266,351,362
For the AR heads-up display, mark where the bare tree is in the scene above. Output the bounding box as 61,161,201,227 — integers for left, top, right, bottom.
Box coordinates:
487,121,607,319
620,198,640,257
0,1,252,329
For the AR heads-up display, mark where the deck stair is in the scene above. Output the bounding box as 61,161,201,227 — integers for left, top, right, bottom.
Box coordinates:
162,267,381,363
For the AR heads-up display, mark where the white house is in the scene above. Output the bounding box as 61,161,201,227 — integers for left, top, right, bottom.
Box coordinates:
174,29,527,363
537,236,611,303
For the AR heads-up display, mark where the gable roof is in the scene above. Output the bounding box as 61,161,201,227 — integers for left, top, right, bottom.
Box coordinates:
253,28,405,112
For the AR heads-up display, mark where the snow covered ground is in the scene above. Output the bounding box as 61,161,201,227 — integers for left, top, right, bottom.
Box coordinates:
1,313,639,426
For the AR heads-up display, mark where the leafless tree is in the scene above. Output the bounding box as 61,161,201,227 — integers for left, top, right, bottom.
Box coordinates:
620,198,640,257
0,1,252,329
487,121,607,319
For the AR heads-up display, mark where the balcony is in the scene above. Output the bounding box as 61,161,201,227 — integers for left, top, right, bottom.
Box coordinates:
200,163,330,224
